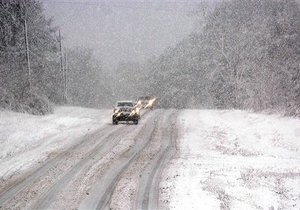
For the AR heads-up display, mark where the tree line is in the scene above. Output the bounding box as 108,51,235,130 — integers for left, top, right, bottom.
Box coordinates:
140,0,300,116
1,0,299,116
0,0,59,114
0,0,110,114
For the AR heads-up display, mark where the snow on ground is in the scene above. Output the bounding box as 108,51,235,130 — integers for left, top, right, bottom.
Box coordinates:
163,110,300,210
0,106,110,180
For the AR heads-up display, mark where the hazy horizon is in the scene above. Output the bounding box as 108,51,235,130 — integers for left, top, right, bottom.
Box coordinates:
41,0,210,69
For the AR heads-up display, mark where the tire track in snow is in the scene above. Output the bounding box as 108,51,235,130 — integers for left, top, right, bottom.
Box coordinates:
0,124,121,209
79,110,165,210
137,110,178,210
31,110,157,209
79,110,178,210
0,109,178,210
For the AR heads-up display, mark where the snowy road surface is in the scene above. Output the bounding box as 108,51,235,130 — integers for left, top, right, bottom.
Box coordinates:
1,107,300,209
0,107,178,209
162,110,300,210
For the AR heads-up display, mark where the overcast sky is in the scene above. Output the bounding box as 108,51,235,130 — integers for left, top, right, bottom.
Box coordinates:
41,0,205,69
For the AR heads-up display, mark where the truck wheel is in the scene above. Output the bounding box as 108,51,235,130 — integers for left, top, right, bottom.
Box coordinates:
112,117,118,125
134,120,138,125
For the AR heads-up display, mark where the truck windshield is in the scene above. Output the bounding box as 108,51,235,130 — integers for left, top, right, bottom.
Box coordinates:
117,102,134,107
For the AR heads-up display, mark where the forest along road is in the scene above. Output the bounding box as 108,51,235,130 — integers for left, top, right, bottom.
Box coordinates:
0,109,179,210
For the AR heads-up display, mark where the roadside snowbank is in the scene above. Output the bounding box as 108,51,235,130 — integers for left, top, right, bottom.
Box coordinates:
163,110,300,210
0,106,110,180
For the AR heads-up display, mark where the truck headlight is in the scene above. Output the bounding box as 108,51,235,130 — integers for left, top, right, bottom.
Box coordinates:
130,110,136,116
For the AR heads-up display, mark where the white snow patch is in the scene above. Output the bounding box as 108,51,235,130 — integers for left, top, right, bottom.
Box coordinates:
167,110,300,210
0,106,111,180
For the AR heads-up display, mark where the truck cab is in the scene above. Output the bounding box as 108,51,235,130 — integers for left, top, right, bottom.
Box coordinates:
112,101,139,125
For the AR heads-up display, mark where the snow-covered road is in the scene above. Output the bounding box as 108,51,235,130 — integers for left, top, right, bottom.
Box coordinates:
0,107,299,209
0,106,111,181
0,107,178,209
162,110,300,210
